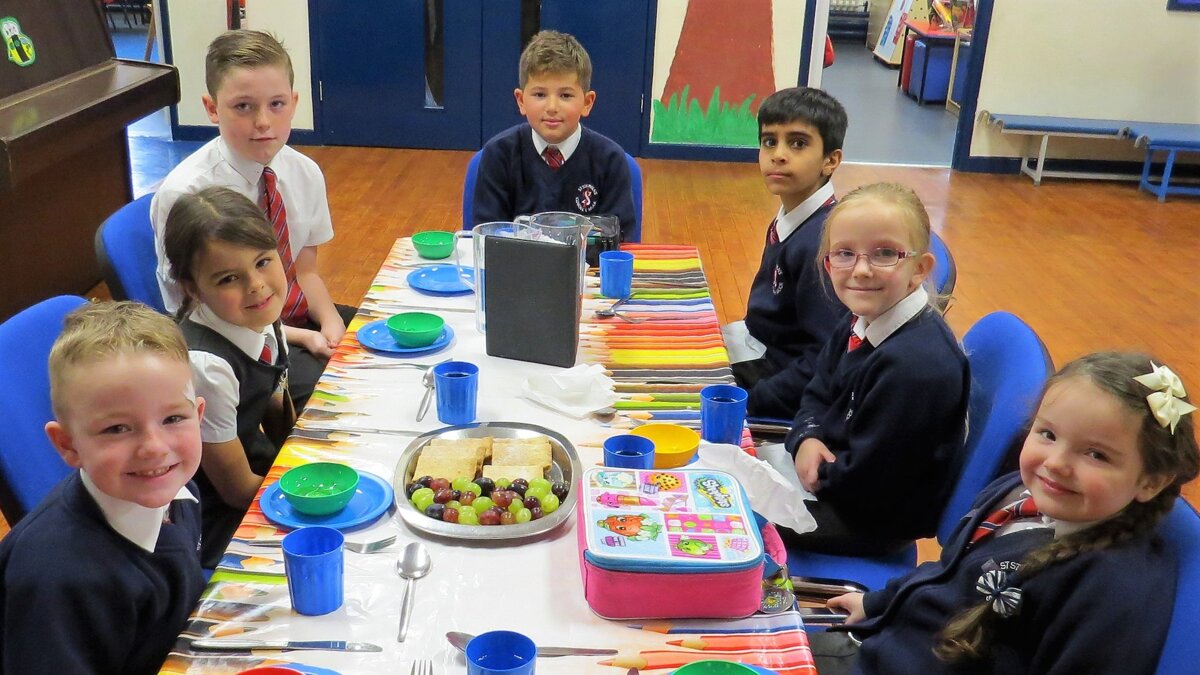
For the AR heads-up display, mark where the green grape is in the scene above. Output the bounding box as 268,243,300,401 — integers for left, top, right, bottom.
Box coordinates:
515,508,532,523
460,481,483,497
457,507,479,525
528,477,552,493
507,500,524,514
446,500,461,510
540,493,561,514
450,477,473,493
525,484,551,501
494,477,512,490
412,491,436,512
471,496,495,514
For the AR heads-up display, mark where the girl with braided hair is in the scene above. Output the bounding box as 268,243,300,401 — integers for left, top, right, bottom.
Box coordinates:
809,351,1199,675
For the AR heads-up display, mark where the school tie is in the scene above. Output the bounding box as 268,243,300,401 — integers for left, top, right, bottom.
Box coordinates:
260,167,310,326
259,340,274,365
542,146,565,169
847,319,864,352
765,218,780,246
969,492,1040,546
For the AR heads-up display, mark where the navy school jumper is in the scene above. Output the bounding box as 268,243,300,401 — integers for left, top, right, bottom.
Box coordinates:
847,473,1175,675
743,200,847,419
785,308,970,544
0,473,204,675
473,123,637,242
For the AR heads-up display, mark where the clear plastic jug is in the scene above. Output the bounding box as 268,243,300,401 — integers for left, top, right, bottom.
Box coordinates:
453,221,529,333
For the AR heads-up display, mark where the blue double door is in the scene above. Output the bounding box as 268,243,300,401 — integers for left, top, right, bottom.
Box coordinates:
315,0,650,154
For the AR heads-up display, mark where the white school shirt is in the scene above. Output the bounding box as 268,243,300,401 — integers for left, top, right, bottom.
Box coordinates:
851,285,930,348
80,471,197,553
724,182,838,363
150,137,335,312
531,124,583,164
186,304,285,444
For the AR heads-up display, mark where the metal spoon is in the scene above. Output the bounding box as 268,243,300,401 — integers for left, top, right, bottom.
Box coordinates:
444,631,617,657
415,368,435,421
593,298,644,323
396,542,431,642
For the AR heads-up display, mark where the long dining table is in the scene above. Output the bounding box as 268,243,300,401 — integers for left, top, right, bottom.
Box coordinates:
159,238,818,675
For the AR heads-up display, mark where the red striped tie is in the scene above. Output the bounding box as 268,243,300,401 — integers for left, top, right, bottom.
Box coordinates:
847,318,864,352
969,493,1040,546
766,219,780,246
543,146,564,169
259,341,273,365
260,167,309,325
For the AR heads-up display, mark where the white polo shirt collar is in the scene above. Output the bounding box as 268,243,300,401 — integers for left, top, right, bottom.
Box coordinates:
531,124,583,164
774,182,835,242
853,286,930,347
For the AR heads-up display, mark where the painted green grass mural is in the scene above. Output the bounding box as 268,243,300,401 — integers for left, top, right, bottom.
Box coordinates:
651,86,759,148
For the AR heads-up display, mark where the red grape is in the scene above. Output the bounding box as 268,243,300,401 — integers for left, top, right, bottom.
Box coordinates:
491,490,513,508
429,477,451,492
442,507,459,524
433,488,454,504
500,511,516,525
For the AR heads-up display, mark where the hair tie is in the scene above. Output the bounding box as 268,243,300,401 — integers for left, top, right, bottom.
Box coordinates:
1133,363,1197,434
975,569,1023,618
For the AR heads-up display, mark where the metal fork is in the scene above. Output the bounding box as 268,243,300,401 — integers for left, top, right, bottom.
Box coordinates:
345,535,398,554
410,658,433,675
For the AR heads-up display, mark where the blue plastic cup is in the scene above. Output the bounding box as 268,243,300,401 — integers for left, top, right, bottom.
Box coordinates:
466,630,537,675
599,250,635,299
281,526,344,616
603,434,656,469
434,360,479,425
700,384,749,445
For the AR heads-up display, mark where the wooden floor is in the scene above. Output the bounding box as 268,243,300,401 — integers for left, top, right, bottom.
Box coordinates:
4,148,1197,544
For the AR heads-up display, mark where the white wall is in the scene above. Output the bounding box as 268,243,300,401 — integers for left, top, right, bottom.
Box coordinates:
165,0,315,130
970,0,1200,160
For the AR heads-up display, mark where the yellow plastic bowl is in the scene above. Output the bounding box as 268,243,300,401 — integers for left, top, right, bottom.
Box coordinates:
632,424,700,469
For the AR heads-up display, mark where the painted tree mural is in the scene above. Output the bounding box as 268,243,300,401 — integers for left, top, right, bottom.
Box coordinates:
653,0,776,147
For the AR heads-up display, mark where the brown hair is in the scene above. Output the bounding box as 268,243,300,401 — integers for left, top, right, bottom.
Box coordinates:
48,301,189,416
935,351,1199,662
205,29,294,97
163,186,278,319
518,30,592,90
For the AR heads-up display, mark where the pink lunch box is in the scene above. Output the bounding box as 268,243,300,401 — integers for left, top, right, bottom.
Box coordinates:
576,466,782,619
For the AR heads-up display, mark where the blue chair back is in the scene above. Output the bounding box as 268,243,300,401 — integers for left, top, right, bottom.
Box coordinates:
1156,499,1200,674
95,193,165,313
461,150,644,242
939,311,1053,543
0,296,88,523
624,152,643,242
462,150,483,230
930,231,956,298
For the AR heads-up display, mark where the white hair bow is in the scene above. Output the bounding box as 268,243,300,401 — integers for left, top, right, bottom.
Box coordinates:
1134,363,1197,434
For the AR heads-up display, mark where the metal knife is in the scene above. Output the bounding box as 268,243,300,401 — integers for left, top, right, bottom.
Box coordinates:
191,638,382,652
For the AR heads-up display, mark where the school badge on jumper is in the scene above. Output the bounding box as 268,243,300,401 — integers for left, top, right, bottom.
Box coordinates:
2,17,35,67
771,265,784,295
575,183,599,212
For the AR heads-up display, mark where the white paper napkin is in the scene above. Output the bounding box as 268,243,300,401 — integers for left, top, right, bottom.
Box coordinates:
521,364,620,418
691,441,817,534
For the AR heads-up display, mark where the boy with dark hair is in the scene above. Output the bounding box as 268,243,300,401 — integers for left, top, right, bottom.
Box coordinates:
0,301,206,675
151,29,355,411
473,30,637,241
724,87,850,420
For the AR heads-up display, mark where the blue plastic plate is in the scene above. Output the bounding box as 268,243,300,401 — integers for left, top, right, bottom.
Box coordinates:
260,471,394,531
356,319,454,355
407,265,474,295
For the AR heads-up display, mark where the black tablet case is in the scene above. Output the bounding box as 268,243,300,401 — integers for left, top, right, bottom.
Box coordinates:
483,235,580,367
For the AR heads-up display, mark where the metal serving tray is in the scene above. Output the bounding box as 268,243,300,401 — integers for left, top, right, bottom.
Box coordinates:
391,421,582,540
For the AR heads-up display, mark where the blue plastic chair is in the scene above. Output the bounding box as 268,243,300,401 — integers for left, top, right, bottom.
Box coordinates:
0,296,89,524
461,150,643,242
94,193,166,313
1156,499,1200,674
930,230,956,302
788,311,1053,592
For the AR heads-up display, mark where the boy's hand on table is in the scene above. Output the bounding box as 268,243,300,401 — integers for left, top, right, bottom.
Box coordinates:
828,592,866,624
289,327,334,358
795,438,835,492
320,321,346,352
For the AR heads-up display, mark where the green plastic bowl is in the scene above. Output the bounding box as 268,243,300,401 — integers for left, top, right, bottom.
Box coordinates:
279,463,360,516
412,230,456,259
386,312,445,348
